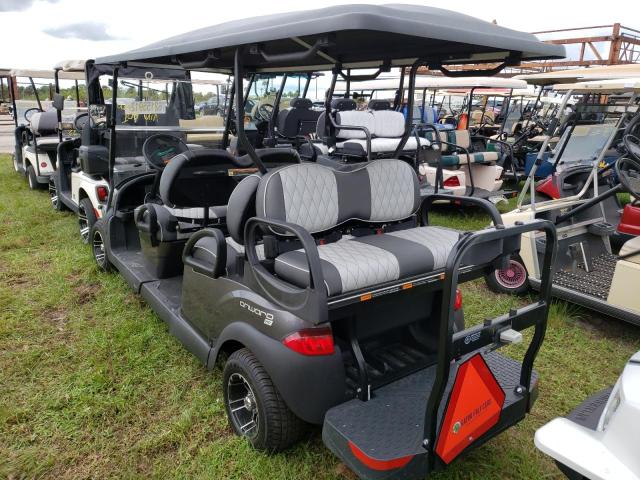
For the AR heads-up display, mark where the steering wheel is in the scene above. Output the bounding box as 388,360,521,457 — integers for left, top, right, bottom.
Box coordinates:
254,103,274,122
74,112,90,131
615,155,640,198
24,107,41,123
142,133,189,171
624,134,640,163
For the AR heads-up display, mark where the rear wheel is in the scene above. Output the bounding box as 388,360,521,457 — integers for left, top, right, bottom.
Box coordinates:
91,220,112,272
49,176,66,211
26,165,41,190
78,198,97,244
485,255,529,295
223,348,306,452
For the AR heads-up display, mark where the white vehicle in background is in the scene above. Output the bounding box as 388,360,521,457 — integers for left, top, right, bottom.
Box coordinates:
9,67,85,189
51,61,227,243
536,351,640,480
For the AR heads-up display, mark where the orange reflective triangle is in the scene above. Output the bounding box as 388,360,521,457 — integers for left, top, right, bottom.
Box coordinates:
435,354,505,464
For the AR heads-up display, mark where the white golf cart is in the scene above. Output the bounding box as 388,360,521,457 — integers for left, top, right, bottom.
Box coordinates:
9,67,85,189
487,78,640,325
52,60,229,242
536,351,640,480
333,75,529,198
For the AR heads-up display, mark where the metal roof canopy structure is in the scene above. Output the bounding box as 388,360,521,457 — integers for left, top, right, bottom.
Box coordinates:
94,3,564,180
336,76,528,92
517,64,640,86
96,4,564,73
554,77,640,94
10,68,85,81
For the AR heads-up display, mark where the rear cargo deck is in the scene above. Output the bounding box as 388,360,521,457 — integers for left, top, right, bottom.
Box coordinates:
323,351,537,474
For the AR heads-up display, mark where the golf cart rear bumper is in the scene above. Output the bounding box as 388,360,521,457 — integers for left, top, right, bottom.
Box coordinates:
36,172,52,184
535,387,638,480
323,351,539,480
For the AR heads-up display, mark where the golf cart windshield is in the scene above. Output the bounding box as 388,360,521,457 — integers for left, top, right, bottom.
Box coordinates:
90,70,228,162
554,123,617,166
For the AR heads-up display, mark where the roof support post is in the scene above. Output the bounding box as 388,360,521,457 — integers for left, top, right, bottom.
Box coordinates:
234,48,266,174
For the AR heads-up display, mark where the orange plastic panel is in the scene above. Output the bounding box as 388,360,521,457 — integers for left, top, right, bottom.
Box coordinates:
435,354,505,464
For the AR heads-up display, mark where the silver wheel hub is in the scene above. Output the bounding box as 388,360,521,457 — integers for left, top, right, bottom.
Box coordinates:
227,372,259,438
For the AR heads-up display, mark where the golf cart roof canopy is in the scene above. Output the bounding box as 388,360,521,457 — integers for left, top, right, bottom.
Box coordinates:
554,77,640,94
336,75,528,92
517,64,640,86
9,68,85,81
96,4,564,72
53,59,87,73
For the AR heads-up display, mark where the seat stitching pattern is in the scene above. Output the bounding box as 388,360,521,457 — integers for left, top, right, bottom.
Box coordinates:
279,164,339,233
368,161,415,221
386,227,459,269
315,240,399,293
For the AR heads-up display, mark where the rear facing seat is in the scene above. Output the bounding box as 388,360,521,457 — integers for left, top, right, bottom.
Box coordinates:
29,110,60,150
424,129,499,167
256,160,460,295
334,107,430,156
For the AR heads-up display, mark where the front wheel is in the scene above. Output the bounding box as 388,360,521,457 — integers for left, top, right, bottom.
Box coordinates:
78,198,97,244
26,165,41,190
90,220,112,272
485,255,530,295
223,348,306,452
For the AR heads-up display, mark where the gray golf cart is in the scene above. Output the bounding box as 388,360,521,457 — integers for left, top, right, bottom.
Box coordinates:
90,5,562,479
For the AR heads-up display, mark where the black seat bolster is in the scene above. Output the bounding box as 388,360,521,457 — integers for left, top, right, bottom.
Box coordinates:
183,229,227,278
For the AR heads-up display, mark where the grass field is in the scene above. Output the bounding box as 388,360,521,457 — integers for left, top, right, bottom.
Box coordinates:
1,153,639,480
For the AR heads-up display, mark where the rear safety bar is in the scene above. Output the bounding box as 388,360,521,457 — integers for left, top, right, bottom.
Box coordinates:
423,219,557,468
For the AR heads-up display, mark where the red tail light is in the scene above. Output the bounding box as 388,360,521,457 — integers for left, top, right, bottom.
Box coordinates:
454,289,462,311
283,327,335,356
96,186,109,203
443,176,461,188
40,162,47,168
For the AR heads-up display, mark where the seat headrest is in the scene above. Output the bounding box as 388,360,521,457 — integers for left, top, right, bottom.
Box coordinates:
159,148,246,208
331,98,357,111
368,100,391,111
30,109,58,135
258,160,420,234
290,97,312,109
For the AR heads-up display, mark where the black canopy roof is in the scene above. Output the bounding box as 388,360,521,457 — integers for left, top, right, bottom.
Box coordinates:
96,4,564,72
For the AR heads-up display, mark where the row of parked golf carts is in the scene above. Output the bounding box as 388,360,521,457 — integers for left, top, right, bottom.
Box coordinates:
5,5,640,479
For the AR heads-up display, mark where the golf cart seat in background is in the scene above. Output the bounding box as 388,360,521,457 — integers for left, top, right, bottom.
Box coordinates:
256,160,463,295
179,116,225,145
367,99,392,111
28,110,60,151
333,107,431,157
426,129,500,167
619,235,640,265
134,149,248,278
276,97,322,138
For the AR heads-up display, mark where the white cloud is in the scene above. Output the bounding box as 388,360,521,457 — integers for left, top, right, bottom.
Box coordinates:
44,21,122,41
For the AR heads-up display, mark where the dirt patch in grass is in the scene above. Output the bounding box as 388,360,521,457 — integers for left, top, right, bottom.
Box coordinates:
73,283,100,304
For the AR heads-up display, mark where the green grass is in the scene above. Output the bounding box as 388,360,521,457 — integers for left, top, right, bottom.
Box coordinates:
1,154,639,479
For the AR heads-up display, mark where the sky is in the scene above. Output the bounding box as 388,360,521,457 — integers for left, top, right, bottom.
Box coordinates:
1,0,639,70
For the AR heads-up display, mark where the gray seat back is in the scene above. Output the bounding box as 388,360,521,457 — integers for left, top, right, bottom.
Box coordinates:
256,160,420,234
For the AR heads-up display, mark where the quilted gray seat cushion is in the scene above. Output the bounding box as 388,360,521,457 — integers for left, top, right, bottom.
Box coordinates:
274,226,459,295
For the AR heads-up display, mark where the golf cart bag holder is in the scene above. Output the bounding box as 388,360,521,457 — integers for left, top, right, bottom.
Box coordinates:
319,219,557,479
